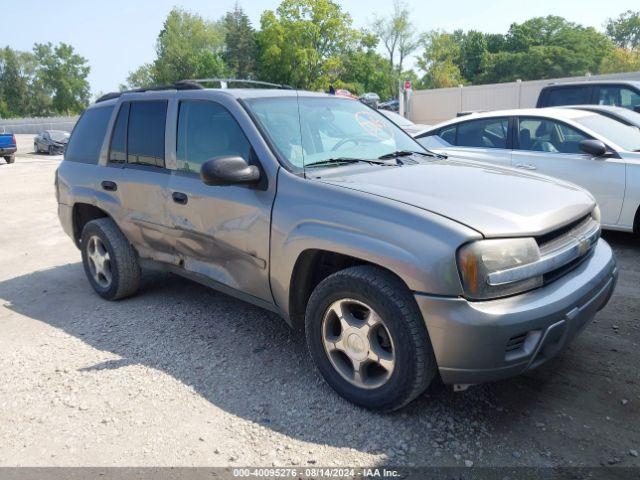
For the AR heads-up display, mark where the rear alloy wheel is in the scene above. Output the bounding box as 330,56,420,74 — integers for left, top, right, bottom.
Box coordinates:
81,218,140,300
86,235,113,288
305,265,437,411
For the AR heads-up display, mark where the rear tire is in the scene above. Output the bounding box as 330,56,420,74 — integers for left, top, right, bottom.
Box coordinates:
4,155,14,164
305,265,437,411
48,145,53,155
80,218,140,300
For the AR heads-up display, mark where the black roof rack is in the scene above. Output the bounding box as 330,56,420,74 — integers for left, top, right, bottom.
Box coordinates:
96,78,292,103
185,78,293,89
96,81,203,103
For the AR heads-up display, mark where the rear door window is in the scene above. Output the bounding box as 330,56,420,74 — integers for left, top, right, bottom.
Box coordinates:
126,101,167,168
546,86,591,106
456,118,509,149
65,105,114,164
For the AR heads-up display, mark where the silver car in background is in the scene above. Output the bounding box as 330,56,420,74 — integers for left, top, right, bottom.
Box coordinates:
417,108,640,234
34,130,70,155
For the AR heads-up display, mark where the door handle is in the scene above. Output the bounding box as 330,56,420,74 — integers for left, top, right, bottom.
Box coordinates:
514,163,537,170
172,191,188,205
101,180,117,191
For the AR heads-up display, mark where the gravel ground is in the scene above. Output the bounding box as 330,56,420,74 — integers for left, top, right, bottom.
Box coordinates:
0,135,639,468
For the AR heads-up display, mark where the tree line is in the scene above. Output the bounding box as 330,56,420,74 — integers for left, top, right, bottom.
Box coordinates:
0,43,90,118
1,1,640,118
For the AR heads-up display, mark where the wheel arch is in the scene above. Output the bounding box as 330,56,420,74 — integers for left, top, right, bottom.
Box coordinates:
287,249,415,331
72,203,110,248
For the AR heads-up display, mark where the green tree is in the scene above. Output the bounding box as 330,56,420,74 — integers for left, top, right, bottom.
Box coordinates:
371,0,417,94
484,33,506,54
223,3,258,79
459,30,488,83
600,47,640,73
153,8,226,84
127,8,227,88
124,63,155,89
606,10,640,49
476,16,613,83
257,0,355,90
339,32,394,97
417,31,463,88
0,47,31,117
33,42,89,115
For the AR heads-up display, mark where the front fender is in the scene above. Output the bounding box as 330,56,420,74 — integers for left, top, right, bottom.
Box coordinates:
269,170,481,320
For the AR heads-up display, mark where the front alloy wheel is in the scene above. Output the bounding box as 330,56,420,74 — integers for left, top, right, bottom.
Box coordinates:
305,265,437,411
322,299,395,389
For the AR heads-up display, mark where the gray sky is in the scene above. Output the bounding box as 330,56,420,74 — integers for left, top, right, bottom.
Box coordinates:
2,0,636,95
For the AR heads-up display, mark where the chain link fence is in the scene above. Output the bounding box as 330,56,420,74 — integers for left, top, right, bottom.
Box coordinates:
0,116,79,134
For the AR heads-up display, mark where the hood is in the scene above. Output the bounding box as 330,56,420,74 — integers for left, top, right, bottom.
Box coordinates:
318,159,595,238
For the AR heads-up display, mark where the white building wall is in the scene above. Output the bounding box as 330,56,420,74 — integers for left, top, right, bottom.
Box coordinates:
409,71,640,125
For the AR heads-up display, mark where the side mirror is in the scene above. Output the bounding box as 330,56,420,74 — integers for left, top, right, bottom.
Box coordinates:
579,139,607,157
200,156,260,186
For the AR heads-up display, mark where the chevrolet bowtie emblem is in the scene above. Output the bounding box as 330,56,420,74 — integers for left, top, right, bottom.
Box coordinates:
578,238,590,255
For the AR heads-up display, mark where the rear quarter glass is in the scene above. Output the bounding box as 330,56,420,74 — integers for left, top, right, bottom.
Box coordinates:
65,105,114,164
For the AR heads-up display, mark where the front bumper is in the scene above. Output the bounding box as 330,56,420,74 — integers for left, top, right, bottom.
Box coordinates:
50,144,67,154
415,238,617,385
0,146,16,156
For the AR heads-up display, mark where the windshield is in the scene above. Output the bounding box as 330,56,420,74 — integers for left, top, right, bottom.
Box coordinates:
245,96,427,170
49,131,69,141
574,114,640,151
608,108,640,127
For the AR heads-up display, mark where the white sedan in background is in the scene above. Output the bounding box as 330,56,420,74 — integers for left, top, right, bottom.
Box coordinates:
416,108,640,233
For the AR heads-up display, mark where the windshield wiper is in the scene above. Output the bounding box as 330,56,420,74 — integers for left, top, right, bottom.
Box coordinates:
378,150,447,160
305,157,396,168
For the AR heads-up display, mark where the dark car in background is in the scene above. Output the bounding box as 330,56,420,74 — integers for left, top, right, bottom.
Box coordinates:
537,81,640,112
359,92,380,109
34,130,70,155
378,98,399,112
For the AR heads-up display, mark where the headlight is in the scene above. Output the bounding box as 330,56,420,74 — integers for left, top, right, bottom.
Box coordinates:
457,238,542,300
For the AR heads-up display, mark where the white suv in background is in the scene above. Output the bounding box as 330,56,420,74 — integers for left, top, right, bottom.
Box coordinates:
416,108,640,234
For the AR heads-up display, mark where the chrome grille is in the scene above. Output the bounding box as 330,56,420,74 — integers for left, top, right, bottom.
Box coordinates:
487,213,600,287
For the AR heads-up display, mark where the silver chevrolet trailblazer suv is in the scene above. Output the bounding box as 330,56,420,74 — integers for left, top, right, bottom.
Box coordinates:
56,80,618,410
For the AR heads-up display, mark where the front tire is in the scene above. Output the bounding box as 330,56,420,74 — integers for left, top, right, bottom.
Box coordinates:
80,218,140,300
305,265,437,411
